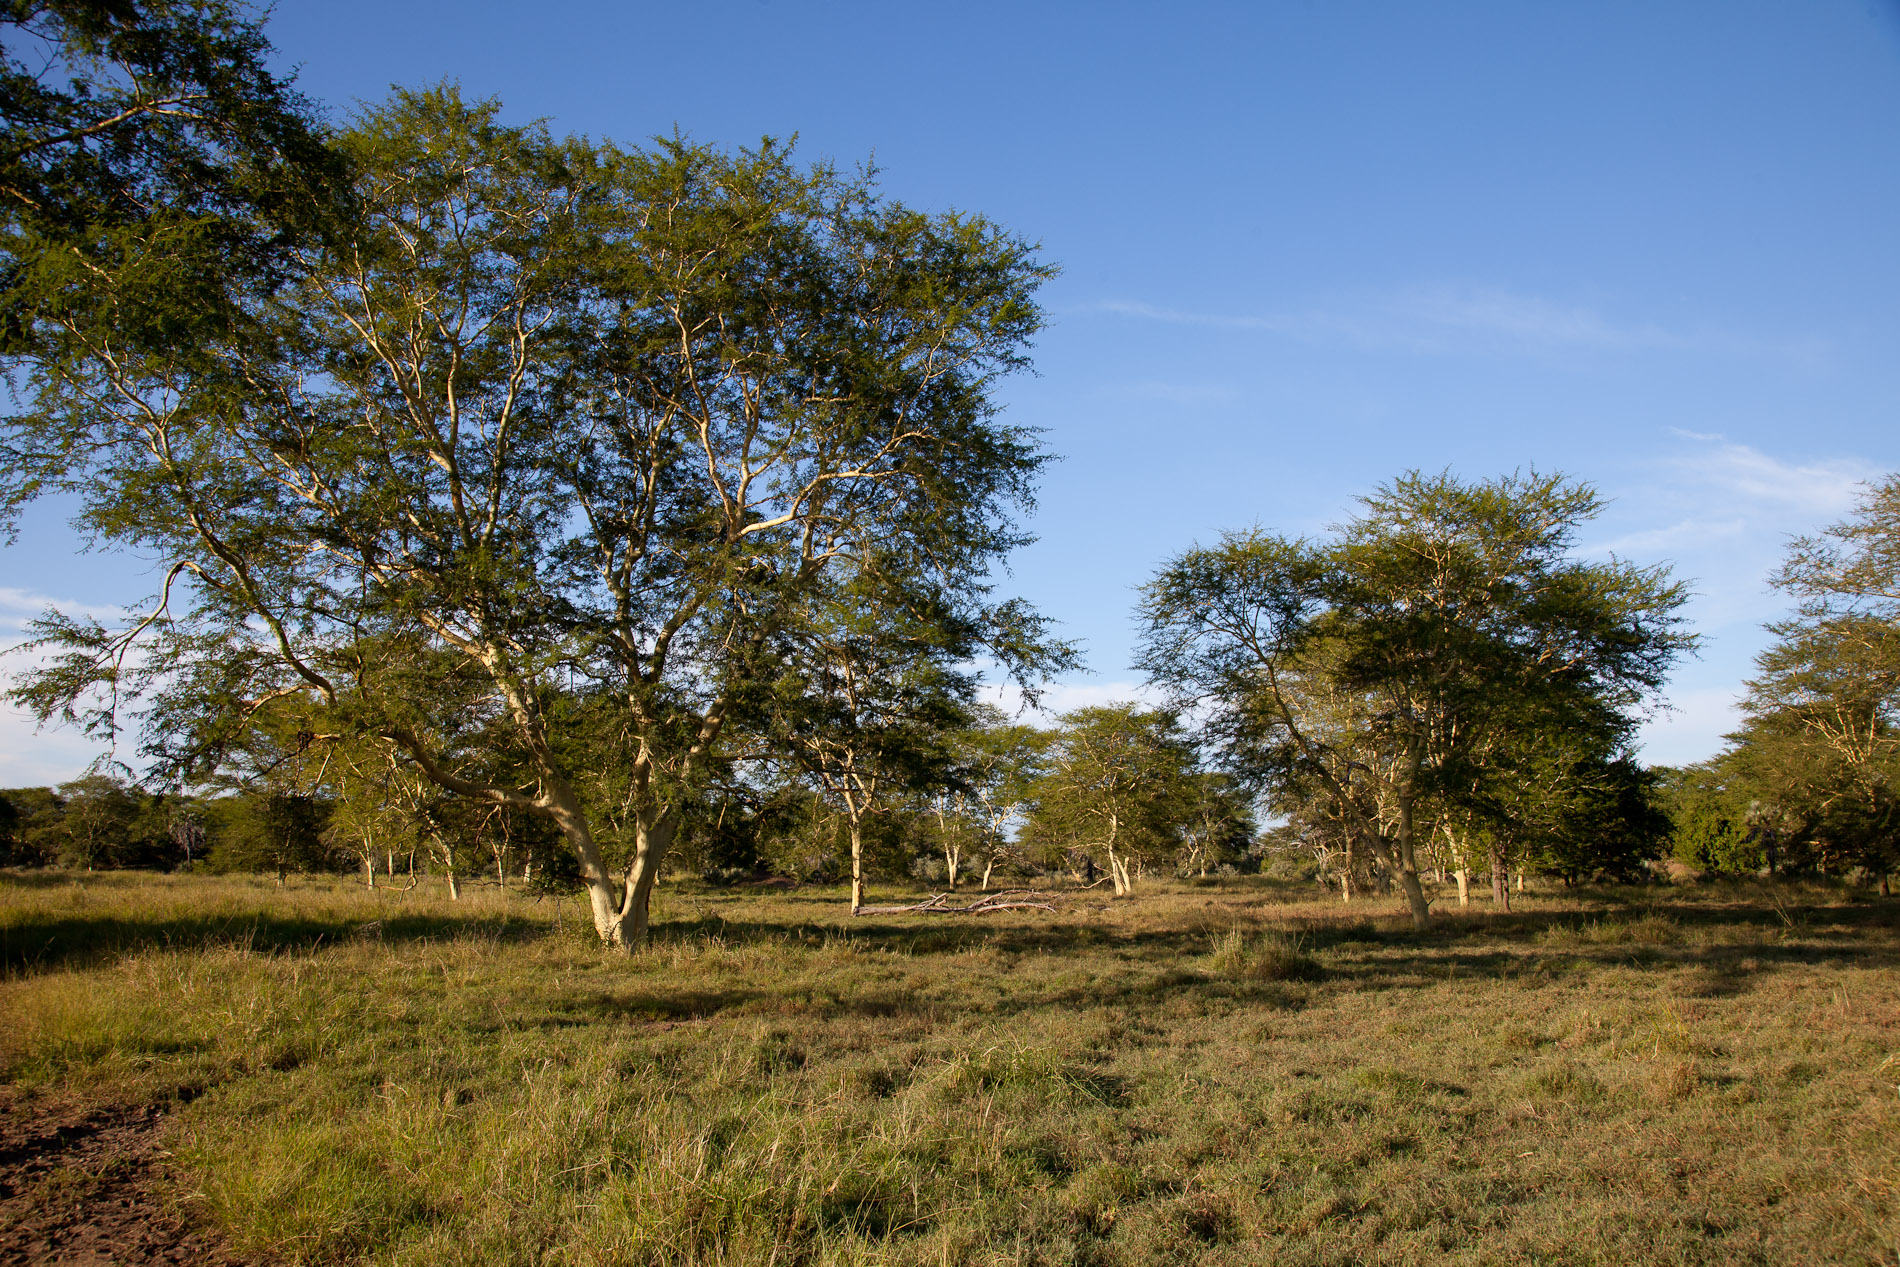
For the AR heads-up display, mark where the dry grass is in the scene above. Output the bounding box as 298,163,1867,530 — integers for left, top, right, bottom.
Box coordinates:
2,869,1897,1265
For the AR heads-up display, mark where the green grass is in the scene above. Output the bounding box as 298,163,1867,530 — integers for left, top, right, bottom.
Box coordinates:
3,870,1897,1265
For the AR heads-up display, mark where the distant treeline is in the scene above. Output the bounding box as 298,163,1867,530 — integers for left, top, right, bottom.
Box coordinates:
1,742,1853,891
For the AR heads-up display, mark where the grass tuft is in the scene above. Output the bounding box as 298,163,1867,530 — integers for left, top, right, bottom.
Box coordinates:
1205,926,1325,982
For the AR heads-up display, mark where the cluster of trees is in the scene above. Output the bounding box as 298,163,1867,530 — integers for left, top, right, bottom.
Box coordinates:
0,772,574,888
0,701,1256,893
1137,470,1692,928
1,3,1890,942
1656,477,1900,894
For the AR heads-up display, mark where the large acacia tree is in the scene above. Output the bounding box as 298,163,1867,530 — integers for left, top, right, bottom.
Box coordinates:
1727,475,1900,890
4,88,1058,948
1137,471,1691,929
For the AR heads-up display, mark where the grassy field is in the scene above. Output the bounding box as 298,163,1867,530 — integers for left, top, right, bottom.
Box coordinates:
1,870,1896,1266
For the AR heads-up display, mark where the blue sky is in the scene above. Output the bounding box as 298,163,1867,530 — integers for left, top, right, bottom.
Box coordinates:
4,0,1899,783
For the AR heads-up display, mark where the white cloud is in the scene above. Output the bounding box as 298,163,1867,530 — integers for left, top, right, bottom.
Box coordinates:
0,585,123,635
979,678,1165,726
1582,517,1745,560
0,705,110,787
1669,440,1878,515
1107,379,1240,406
0,587,127,786
1633,687,1744,768
1080,287,1827,364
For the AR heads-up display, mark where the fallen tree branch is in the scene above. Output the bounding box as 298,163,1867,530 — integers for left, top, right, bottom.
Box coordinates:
853,888,1060,916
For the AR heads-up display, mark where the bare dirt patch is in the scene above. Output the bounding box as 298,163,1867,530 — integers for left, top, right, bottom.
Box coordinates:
0,1093,249,1266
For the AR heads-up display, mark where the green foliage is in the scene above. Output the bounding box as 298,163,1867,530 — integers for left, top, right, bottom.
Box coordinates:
3,84,1061,944
204,790,329,876
1022,704,1201,885
1719,474,1900,883
1138,470,1693,923
1656,764,1759,874
0,776,182,869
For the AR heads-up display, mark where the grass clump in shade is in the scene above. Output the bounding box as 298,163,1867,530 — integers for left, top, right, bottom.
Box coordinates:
1,869,1897,1265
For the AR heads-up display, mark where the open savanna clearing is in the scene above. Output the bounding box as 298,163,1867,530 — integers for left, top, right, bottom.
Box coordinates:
1,872,1895,1266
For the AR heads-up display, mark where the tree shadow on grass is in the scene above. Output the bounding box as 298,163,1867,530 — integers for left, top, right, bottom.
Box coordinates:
0,909,550,976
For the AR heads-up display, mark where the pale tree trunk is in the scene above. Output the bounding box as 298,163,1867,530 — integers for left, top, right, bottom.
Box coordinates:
1456,868,1469,906
1341,868,1353,903
1515,872,1524,894
1103,813,1130,897
981,858,995,890
935,793,963,890
614,806,679,951
385,851,395,880
363,849,376,890
430,830,461,901
850,816,866,914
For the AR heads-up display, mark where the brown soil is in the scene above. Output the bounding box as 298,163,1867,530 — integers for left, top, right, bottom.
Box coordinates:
0,1093,251,1266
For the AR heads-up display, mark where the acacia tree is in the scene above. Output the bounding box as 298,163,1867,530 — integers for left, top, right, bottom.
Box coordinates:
762,580,972,913
1179,771,1255,878
1023,704,1199,897
950,706,1047,889
1725,476,1900,890
4,88,1056,949
1138,471,1691,930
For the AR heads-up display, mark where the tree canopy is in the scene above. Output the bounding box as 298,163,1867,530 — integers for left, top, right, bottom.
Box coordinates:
1137,470,1693,927
3,86,1064,947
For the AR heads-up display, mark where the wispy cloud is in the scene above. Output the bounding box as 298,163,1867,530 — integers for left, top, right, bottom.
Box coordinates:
1583,517,1745,560
1633,687,1745,768
0,587,127,783
1080,287,1828,365
0,586,122,637
1668,438,1878,514
1104,379,1240,407
979,679,1163,726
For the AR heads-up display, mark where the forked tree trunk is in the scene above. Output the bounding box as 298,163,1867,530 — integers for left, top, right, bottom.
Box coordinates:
364,853,376,890
944,840,961,890
614,808,679,951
